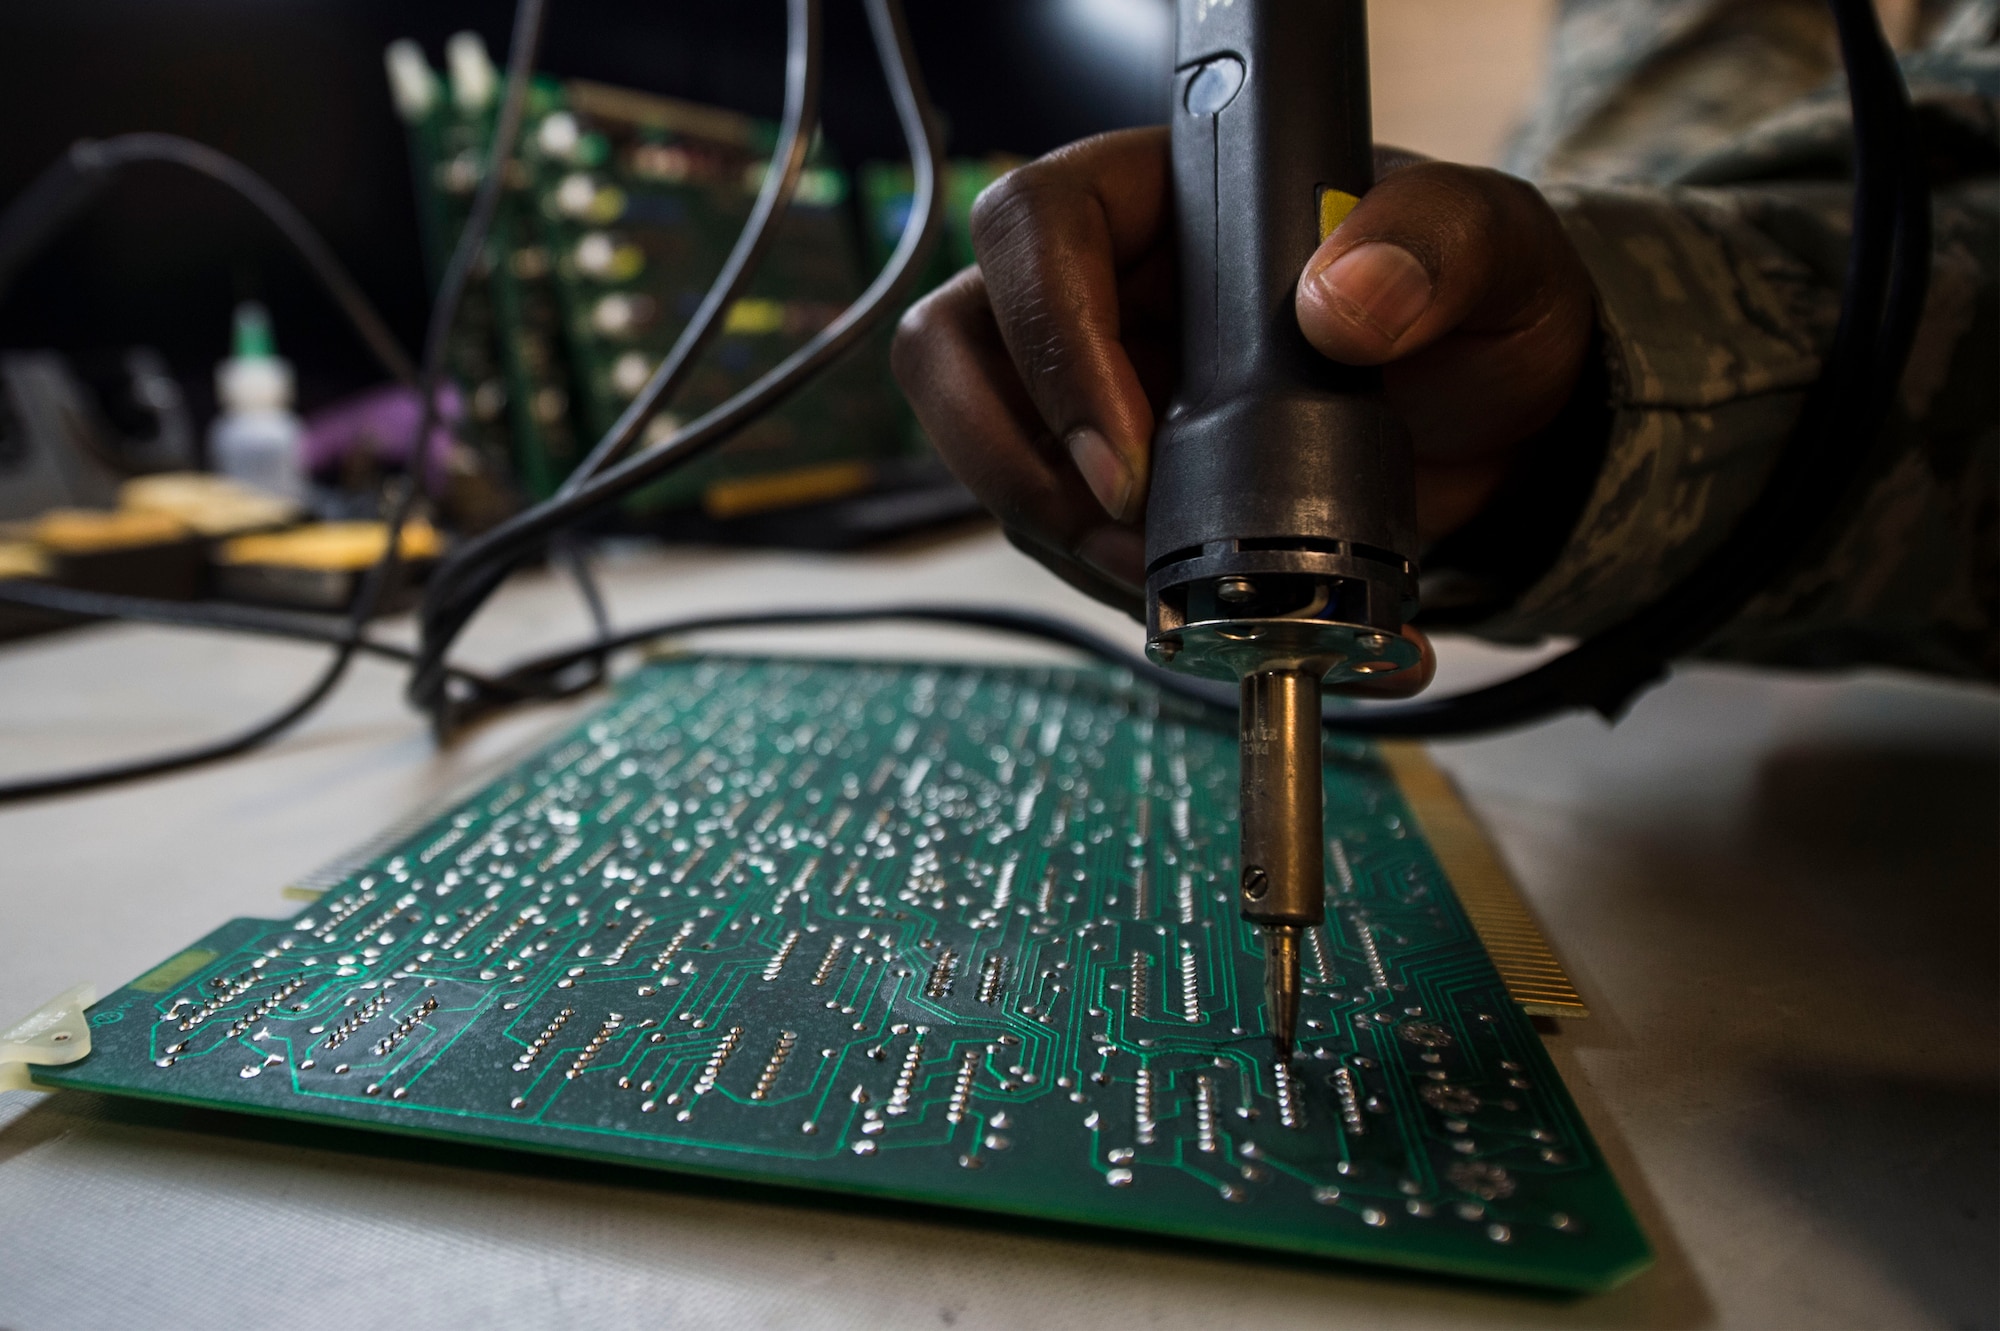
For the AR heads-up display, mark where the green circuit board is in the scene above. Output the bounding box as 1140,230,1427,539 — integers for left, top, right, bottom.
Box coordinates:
38,657,1649,1292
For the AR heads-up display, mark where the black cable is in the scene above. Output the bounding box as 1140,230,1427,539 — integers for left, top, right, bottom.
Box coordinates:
464,605,1220,728
1848,6,1932,430
553,536,612,640
0,134,418,388
530,0,823,693
542,533,613,695
0,579,408,656
0,0,549,802
408,0,944,734
558,0,824,500
0,578,510,689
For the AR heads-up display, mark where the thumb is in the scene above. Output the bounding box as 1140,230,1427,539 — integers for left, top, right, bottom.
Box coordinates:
1294,162,1580,367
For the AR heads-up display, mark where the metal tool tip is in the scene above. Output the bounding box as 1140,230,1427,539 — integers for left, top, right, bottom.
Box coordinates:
1261,924,1302,1061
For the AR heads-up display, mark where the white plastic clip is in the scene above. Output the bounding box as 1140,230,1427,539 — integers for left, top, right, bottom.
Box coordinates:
0,984,97,1092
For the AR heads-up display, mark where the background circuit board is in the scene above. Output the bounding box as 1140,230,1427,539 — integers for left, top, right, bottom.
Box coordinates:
392,41,1013,519
36,657,1650,1292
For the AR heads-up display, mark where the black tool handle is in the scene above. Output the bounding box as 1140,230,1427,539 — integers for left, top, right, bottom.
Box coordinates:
1146,0,1417,627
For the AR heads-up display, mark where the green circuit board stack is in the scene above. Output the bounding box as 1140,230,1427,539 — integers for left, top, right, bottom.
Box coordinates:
40,656,1650,1292
393,47,589,502
524,79,899,516
390,37,1010,517
393,75,553,501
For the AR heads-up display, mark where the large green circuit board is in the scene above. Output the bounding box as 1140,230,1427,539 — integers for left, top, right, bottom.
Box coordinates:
35,657,1649,1292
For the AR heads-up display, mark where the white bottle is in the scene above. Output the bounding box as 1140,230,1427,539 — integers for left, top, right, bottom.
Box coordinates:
209,302,306,501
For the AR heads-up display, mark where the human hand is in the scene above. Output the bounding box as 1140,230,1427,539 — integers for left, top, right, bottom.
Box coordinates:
892,127,1596,696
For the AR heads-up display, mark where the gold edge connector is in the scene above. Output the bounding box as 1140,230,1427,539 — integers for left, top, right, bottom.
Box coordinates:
1376,742,1591,1019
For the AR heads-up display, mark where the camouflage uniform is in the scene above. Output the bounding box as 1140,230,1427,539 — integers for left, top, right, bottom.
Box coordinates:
1428,0,1998,681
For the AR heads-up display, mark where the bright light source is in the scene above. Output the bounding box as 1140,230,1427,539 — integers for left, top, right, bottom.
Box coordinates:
1063,0,1173,55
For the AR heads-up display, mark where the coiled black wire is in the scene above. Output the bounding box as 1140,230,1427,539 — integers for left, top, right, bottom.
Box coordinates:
0,135,418,389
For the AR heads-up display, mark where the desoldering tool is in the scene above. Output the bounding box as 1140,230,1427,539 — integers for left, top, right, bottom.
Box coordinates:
1145,0,1421,1061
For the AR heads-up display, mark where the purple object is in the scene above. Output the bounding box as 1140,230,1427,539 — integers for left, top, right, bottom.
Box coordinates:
302,383,462,492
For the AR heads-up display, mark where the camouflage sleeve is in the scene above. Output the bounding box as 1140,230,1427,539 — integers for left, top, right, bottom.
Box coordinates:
1504,0,1997,185
1444,5,1999,683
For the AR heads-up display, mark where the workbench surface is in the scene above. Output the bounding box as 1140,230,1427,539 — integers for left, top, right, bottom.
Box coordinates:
2,532,1992,1330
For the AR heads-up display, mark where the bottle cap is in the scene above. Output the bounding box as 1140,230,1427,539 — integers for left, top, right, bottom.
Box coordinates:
217,302,294,411
232,302,277,360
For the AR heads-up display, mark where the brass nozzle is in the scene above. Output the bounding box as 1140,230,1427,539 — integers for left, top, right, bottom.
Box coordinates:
1238,668,1325,1061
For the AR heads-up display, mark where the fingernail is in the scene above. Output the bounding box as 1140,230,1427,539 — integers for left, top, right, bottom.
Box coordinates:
1077,526,1145,591
1310,242,1433,344
1066,427,1135,521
